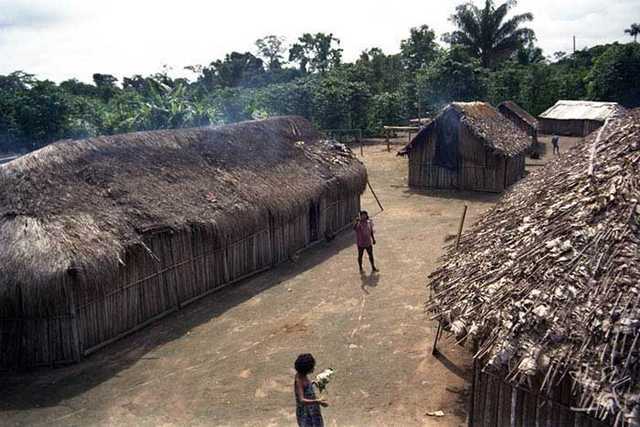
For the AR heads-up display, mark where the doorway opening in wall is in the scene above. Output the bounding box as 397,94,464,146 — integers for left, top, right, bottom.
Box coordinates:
309,202,320,242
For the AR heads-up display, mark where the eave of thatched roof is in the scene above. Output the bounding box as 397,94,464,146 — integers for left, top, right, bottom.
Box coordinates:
398,102,530,157
0,116,367,297
427,109,640,422
397,122,435,156
498,100,538,128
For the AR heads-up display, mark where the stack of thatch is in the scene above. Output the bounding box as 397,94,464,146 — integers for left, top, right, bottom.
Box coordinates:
428,109,640,424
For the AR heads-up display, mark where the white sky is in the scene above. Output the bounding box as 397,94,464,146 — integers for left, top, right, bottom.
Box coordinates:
1,0,638,83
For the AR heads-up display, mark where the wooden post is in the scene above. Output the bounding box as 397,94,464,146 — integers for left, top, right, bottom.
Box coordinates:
367,180,384,212
432,320,443,355
386,130,390,152
468,361,476,427
455,205,468,250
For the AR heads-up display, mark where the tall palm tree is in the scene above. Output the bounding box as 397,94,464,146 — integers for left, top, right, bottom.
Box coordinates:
446,0,535,68
625,23,640,43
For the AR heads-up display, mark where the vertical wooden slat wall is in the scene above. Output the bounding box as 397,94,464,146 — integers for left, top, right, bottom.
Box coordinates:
540,118,604,137
408,122,525,193
470,370,611,427
1,193,361,369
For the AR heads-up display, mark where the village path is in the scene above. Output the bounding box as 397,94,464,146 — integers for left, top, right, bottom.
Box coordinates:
1,143,501,427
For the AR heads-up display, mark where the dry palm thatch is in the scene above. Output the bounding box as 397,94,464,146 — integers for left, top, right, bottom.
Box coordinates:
428,109,640,425
450,102,531,157
0,116,367,367
498,100,538,128
399,102,530,157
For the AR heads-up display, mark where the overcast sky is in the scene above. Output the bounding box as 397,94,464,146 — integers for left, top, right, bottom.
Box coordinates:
1,0,638,83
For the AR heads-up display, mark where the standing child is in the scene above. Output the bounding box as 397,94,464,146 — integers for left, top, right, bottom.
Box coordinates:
551,135,560,155
294,353,327,427
353,210,378,273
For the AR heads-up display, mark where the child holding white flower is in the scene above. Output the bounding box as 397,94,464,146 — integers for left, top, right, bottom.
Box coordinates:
294,353,327,427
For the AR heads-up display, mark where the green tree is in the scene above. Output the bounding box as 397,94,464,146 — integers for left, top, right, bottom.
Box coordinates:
587,43,640,107
60,78,100,97
355,48,403,93
255,35,287,70
445,0,534,68
487,62,525,105
400,25,439,72
518,63,559,115
368,91,405,134
416,47,488,111
92,73,119,101
625,23,640,43
289,33,342,73
11,78,75,149
203,52,266,88
256,79,313,119
515,42,545,65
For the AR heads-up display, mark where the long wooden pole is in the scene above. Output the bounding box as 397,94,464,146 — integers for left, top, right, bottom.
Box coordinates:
367,180,384,212
455,205,468,250
432,320,443,355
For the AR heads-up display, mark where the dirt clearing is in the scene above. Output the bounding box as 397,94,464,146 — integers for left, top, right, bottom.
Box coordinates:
2,141,532,426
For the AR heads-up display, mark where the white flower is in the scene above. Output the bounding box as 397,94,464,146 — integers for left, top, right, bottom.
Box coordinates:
314,368,335,393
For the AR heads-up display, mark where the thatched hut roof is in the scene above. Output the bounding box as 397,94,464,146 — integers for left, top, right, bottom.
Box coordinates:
399,102,530,157
428,109,640,424
0,116,367,304
498,100,538,128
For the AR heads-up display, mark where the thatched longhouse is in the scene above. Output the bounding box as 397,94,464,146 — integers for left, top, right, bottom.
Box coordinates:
399,102,530,193
0,116,367,368
428,109,640,426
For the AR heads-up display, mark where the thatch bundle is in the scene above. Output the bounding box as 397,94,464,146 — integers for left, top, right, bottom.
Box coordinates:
0,116,367,368
428,109,640,425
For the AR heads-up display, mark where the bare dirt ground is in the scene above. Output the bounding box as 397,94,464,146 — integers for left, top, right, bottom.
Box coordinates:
1,137,576,427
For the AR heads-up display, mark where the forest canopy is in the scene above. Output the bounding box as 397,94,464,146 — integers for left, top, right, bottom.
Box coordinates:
1,1,639,154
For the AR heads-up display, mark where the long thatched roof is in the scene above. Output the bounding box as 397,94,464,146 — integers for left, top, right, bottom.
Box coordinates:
0,116,367,300
428,109,640,423
399,102,530,157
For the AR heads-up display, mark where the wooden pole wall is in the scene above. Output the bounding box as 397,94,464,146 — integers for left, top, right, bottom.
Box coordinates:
1,192,363,369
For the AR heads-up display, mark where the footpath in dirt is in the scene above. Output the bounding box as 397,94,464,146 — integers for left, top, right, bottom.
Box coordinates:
1,143,500,427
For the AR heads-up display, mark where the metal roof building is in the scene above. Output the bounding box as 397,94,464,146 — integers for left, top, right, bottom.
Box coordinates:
538,100,624,137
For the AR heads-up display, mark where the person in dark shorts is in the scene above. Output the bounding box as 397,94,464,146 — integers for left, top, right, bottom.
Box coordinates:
353,210,378,273
551,135,560,155
294,353,327,427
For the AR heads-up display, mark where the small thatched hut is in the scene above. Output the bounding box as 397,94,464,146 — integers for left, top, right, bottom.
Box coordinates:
0,116,367,369
428,109,640,426
498,101,538,141
398,102,530,193
539,100,624,137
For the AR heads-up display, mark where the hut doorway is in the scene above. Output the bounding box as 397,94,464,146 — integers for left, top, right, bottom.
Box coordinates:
309,202,320,242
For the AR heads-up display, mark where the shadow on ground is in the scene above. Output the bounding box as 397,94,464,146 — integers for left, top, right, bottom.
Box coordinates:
400,186,503,203
0,231,355,412
359,271,380,294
